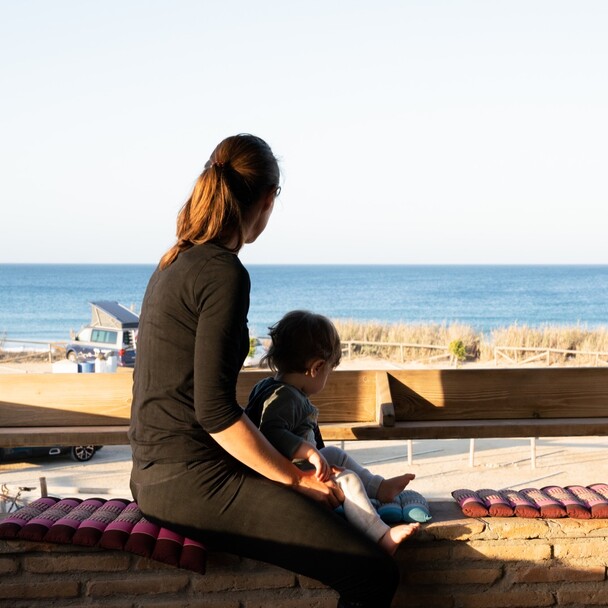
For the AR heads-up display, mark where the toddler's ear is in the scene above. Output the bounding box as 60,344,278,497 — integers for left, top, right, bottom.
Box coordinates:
309,358,326,377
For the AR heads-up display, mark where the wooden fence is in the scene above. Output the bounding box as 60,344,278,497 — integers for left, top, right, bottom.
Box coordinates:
340,340,451,364
0,339,66,364
493,346,608,367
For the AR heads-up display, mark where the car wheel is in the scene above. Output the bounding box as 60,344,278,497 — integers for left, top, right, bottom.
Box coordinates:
70,445,96,462
67,351,78,363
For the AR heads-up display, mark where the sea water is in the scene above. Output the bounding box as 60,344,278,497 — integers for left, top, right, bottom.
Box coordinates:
1,264,607,343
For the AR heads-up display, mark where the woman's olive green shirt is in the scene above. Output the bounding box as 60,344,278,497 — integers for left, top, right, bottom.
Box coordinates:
129,243,250,467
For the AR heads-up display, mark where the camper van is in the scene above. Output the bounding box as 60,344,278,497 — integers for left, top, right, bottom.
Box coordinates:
65,301,138,367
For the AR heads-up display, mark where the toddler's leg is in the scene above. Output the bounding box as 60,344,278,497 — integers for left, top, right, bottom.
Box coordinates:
334,469,389,543
322,445,416,502
376,473,416,504
322,445,383,498
335,469,419,555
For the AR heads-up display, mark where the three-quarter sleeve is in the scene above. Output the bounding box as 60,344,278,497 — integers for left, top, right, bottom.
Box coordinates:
193,253,250,433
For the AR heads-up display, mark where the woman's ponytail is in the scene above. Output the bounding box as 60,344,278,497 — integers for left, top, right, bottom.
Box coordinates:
159,134,279,269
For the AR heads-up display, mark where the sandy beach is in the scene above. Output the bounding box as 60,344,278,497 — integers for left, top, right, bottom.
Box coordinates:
1,356,606,507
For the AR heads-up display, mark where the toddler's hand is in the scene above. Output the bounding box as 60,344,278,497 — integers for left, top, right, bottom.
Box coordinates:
308,450,331,482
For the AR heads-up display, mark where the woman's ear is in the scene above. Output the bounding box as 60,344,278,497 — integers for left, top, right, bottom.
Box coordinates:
261,189,276,212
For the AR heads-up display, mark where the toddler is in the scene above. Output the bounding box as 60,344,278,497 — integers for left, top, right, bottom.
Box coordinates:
246,310,419,554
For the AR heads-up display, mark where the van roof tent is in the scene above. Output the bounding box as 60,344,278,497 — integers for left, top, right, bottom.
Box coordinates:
89,301,139,329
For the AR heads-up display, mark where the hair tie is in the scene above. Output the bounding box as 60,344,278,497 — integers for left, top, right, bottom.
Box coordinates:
211,160,224,168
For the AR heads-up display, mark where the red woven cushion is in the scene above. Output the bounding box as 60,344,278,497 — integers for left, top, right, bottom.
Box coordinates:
541,486,590,519
72,498,131,547
179,537,207,575
568,485,608,518
5,496,208,574
585,484,608,518
452,489,488,517
477,489,514,517
19,498,82,541
44,498,107,544
0,497,59,539
124,517,160,557
519,488,567,518
498,489,540,518
151,528,184,567
99,501,142,550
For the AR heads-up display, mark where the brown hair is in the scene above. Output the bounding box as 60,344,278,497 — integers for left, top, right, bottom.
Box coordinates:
160,134,280,269
262,310,342,373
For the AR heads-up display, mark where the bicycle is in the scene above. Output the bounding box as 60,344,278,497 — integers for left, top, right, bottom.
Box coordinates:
0,483,36,513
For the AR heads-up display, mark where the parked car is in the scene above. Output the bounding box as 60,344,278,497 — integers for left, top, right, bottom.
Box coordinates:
0,445,101,463
65,301,138,367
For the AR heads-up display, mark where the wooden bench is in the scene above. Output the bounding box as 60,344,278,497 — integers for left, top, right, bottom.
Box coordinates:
328,367,608,466
1,368,607,466
0,370,378,448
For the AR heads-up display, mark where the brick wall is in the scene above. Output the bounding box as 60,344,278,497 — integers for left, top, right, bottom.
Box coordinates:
2,501,608,608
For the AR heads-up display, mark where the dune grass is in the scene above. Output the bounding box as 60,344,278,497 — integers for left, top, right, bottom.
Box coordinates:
332,320,608,365
3,324,608,367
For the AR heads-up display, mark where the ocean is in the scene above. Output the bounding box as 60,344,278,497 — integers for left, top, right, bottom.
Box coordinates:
1,264,607,344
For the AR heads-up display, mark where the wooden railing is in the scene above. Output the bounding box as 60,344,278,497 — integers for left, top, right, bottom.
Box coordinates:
494,346,608,367
0,339,66,364
341,340,450,364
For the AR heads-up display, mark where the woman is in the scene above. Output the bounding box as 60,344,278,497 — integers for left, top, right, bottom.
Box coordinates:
129,134,400,608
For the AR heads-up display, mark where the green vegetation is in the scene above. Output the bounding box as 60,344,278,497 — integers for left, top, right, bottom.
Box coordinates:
448,339,468,363
248,337,257,359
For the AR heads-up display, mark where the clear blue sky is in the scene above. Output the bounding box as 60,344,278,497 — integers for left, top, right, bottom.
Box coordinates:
2,0,607,264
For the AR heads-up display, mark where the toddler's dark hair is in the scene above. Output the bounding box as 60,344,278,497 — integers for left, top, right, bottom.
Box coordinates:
262,310,342,373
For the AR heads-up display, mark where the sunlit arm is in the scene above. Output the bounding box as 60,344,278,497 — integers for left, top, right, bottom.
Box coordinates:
291,441,331,482
210,414,343,508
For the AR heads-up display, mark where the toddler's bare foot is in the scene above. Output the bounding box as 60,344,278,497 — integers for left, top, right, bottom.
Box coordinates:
377,473,416,503
379,523,420,555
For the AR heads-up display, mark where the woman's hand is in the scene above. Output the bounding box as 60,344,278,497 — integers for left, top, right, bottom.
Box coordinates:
294,469,344,509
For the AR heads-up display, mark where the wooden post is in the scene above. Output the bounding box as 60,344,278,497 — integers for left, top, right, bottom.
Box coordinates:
375,371,395,427
530,437,536,469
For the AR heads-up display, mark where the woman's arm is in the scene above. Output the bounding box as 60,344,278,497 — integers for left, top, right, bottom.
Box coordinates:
195,258,342,506
210,414,343,508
